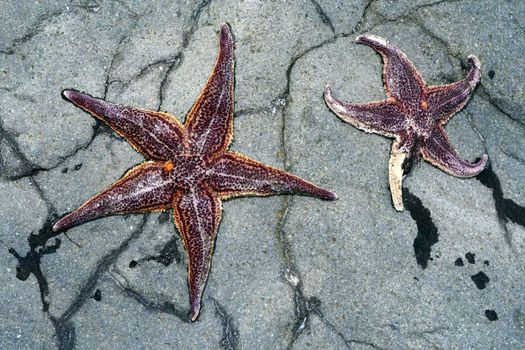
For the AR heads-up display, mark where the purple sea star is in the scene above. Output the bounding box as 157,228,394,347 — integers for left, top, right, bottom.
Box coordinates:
53,24,337,321
325,34,487,211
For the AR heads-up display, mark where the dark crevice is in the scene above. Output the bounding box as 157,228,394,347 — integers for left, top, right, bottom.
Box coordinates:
273,23,318,347
478,86,523,126
52,320,75,350
8,216,61,313
234,106,274,119
309,0,335,33
274,199,355,349
309,298,386,350
368,0,466,28
3,118,101,182
475,161,525,246
50,215,148,350
500,148,525,165
113,0,142,18
136,235,182,267
403,188,439,269
275,0,380,108
109,267,189,322
135,58,176,83
0,122,40,179
273,198,313,348
210,297,240,350
1,8,64,54
275,33,348,106
273,4,379,346
412,22,463,71
157,0,212,112
411,0,465,13
157,210,171,223
103,20,139,100
157,55,183,111
73,3,102,13
353,0,377,34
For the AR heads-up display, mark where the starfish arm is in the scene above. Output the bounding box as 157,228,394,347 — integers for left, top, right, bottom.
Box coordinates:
324,85,406,137
356,35,425,108
172,185,222,321
52,161,176,231
388,139,406,211
63,90,186,160
185,23,235,156
421,126,488,177
426,55,481,124
206,152,337,200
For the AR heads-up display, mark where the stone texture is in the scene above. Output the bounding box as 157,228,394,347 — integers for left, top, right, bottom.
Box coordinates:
1,0,524,349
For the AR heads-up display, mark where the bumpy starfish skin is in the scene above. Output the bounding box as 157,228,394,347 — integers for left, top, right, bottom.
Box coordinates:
52,24,337,321
324,34,488,211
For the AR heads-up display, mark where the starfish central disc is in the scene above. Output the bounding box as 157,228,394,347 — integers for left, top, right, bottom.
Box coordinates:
170,155,207,189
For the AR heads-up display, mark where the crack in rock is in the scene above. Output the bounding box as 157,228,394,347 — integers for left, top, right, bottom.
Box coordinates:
309,0,335,34
49,216,148,350
1,8,64,55
109,266,188,322
475,161,525,246
157,0,212,112
210,297,240,350
133,235,182,267
8,216,61,313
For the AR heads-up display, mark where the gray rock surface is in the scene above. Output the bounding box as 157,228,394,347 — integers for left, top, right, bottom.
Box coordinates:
1,0,524,349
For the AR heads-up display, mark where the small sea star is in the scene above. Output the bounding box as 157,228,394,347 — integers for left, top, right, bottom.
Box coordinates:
324,35,488,211
53,24,337,321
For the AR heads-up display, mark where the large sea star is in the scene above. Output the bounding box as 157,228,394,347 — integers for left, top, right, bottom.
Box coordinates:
324,35,487,211
53,24,337,321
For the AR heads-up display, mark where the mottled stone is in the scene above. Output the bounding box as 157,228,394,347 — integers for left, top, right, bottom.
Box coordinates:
1,0,525,349
0,178,48,249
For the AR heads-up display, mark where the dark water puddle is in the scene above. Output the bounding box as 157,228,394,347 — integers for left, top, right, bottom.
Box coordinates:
403,188,439,269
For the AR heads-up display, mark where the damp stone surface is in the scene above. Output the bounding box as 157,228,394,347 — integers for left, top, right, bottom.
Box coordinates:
1,1,524,349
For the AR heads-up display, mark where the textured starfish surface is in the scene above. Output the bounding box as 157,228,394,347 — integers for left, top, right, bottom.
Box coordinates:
52,24,337,321
324,34,488,211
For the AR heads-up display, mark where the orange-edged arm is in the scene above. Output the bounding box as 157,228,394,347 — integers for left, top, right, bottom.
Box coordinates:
63,90,186,160
172,184,222,321
206,152,337,200
53,162,177,231
185,23,235,156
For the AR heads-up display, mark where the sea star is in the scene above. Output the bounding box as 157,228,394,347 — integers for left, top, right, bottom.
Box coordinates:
324,34,487,211
52,24,337,321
